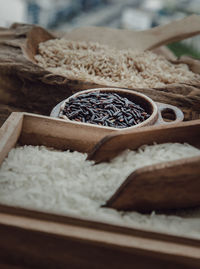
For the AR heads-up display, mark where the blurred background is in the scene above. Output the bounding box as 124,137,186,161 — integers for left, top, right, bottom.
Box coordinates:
0,0,200,58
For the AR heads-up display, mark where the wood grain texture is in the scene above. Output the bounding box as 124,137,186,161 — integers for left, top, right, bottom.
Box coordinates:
106,156,200,212
0,213,200,269
0,112,23,165
88,119,200,163
20,113,114,153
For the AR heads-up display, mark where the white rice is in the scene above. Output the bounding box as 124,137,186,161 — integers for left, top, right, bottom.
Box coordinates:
0,143,200,238
35,39,200,89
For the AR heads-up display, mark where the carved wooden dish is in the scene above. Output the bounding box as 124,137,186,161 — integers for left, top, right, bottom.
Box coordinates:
50,88,184,130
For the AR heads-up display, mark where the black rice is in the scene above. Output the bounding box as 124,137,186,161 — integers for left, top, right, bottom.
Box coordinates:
59,91,150,128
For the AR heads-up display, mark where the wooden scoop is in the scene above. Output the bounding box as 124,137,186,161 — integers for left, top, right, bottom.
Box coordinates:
88,120,200,212
63,15,200,51
104,156,200,213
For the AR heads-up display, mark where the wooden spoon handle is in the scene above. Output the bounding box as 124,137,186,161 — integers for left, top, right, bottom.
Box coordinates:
105,156,200,212
140,14,200,51
63,15,200,51
87,120,200,163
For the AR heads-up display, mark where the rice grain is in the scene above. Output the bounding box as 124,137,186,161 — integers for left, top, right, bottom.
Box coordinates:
35,39,200,89
1,143,200,238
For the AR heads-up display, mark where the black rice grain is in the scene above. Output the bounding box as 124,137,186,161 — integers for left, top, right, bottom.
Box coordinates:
59,91,150,128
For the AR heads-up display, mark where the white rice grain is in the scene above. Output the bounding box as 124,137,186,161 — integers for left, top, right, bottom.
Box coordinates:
0,143,200,238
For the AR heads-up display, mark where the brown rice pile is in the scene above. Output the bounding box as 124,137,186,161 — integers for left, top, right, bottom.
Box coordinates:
35,39,200,88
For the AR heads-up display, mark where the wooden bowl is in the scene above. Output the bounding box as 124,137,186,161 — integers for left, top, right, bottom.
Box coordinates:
50,88,184,130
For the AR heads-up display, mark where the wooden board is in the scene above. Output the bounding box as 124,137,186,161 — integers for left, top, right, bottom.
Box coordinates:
0,112,200,268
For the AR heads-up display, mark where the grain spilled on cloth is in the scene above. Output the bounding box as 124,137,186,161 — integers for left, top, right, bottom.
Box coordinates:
35,39,200,89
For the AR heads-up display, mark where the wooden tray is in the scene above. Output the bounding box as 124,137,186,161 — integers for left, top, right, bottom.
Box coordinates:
0,112,200,269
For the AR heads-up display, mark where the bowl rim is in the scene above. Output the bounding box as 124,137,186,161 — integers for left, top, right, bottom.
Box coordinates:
55,88,158,130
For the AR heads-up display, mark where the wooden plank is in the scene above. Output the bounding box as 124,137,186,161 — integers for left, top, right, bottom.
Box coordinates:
20,113,114,152
88,119,200,163
1,202,200,249
0,112,23,165
0,213,200,268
